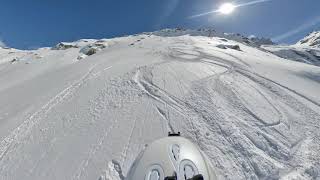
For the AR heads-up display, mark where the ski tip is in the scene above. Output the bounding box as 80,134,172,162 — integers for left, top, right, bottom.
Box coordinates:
168,132,181,136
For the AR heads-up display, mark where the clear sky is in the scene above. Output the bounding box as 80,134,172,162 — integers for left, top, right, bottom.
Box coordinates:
0,0,319,49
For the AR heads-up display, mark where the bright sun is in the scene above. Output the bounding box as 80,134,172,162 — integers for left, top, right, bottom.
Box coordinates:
218,3,236,14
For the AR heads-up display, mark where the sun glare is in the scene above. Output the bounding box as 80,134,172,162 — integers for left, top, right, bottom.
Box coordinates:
218,3,236,14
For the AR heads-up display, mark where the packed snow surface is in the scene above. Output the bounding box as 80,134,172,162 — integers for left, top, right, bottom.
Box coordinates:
0,29,319,180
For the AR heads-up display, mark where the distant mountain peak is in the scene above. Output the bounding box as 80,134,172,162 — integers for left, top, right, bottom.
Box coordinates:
296,31,320,48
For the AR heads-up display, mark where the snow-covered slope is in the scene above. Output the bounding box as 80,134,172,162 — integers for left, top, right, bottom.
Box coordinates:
262,45,320,66
0,30,319,180
297,31,320,48
262,31,320,66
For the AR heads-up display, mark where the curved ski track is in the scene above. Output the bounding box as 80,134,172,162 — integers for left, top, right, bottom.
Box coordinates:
129,44,320,179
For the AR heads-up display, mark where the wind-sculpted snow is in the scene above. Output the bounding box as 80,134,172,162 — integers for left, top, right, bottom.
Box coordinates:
0,33,319,180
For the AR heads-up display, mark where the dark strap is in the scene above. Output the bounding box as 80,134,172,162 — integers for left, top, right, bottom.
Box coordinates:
164,176,177,180
187,174,204,180
164,174,204,180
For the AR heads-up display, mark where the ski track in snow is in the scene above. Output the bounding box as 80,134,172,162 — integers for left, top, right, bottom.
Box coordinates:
120,116,137,166
143,43,319,179
0,63,115,179
72,115,115,180
0,64,98,159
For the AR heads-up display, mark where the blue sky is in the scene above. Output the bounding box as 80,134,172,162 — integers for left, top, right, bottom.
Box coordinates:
0,0,319,49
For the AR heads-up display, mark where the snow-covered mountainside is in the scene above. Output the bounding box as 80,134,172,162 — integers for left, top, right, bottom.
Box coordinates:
262,45,320,66
0,29,319,180
297,31,320,48
150,28,274,47
262,31,320,66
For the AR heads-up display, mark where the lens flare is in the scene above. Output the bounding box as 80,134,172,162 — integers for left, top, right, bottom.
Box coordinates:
218,3,236,14
188,0,272,18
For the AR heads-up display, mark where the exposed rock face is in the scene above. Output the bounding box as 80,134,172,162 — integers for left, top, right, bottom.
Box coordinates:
52,42,78,50
77,41,108,60
217,44,241,51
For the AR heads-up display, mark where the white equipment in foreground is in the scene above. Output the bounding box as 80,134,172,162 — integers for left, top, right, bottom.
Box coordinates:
126,133,217,180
